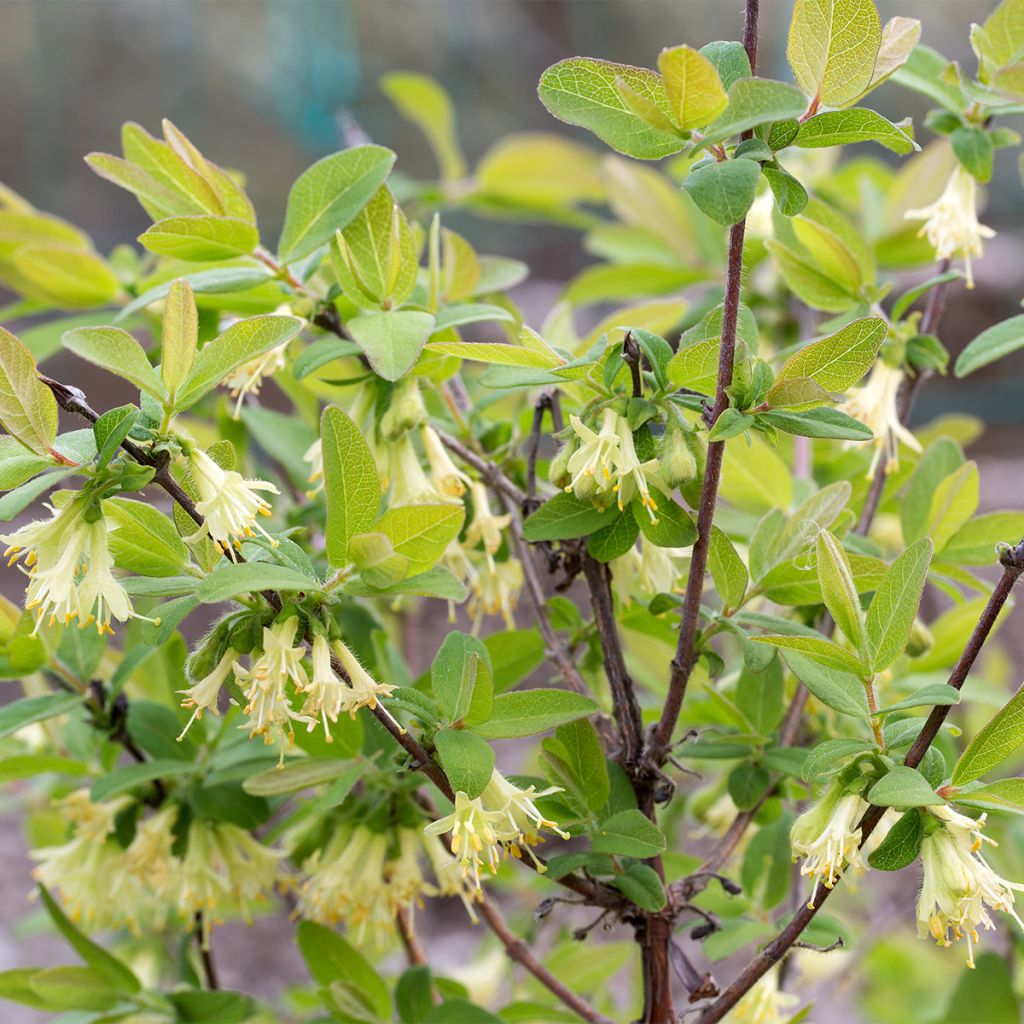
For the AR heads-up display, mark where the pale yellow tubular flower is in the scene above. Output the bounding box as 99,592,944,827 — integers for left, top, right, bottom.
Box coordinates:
177,648,239,740
790,782,869,908
722,967,800,1024
177,820,282,948
185,448,280,556
917,805,1024,968
303,438,324,497
565,408,621,503
422,424,470,500
386,828,437,925
233,617,311,759
612,413,661,522
843,359,923,478
420,830,481,922
74,519,138,633
387,434,445,507
298,633,348,741
331,638,398,723
222,341,290,419
31,791,146,934
905,164,995,288
465,482,511,556
424,792,506,889
468,554,523,630
480,769,568,868
124,804,180,897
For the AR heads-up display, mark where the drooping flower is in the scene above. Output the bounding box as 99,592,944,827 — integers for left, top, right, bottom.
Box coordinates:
917,804,1024,968
612,413,661,522
331,637,398,722
303,438,324,498
385,828,436,925
222,342,290,419
297,633,347,740
613,536,688,603
177,819,283,948
386,434,445,507
905,164,995,288
380,379,428,439
843,359,922,478
185,448,280,556
233,617,310,758
424,791,506,888
177,647,239,740
421,830,481,922
481,769,569,866
790,780,869,907
468,555,523,630
722,967,800,1024
296,825,397,946
422,424,470,500
564,408,621,503
3,500,142,635
465,482,511,556
31,790,146,933
124,804,180,897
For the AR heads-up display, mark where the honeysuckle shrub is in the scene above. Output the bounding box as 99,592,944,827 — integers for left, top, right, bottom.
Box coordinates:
2,1,1024,1022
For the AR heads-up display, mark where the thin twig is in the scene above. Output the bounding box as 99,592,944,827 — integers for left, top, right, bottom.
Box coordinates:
435,427,526,505
475,891,615,1024
396,906,428,967
526,391,555,505
699,539,1024,1022
194,913,219,989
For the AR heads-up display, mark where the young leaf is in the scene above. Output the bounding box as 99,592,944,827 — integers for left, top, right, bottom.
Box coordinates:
296,921,391,1021
553,718,610,812
431,632,494,727
591,809,666,857
773,317,886,395
954,314,1024,378
538,57,685,160
197,562,319,603
752,634,867,677
952,683,1024,786
867,766,945,808
522,492,620,542
802,738,875,781
138,215,258,262
701,78,808,145
277,146,397,263
867,809,923,870
104,497,190,577
682,159,762,227
787,0,882,107
92,404,138,469
0,328,60,456
62,326,165,400
612,862,667,912
657,45,728,129
321,406,380,567
160,279,198,400
794,109,918,155
472,690,600,739
815,530,870,662
779,651,870,718
924,462,979,554
379,72,466,183
375,504,465,576
347,310,435,382
866,538,933,672
433,729,495,799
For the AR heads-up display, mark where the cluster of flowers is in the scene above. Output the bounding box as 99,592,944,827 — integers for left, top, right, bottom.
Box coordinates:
179,615,395,759
791,780,1024,967
32,792,281,947
304,379,525,631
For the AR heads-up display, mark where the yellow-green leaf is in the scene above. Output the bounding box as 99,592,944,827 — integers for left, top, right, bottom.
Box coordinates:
380,72,466,183
773,317,886,396
657,45,728,129
321,406,380,567
160,279,198,400
0,328,59,456
138,215,258,262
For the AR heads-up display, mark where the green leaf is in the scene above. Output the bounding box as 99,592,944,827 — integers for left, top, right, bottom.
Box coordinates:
612,861,667,912
773,317,885,397
434,729,495,799
940,953,1020,1024
538,57,685,160
484,630,546,692
432,303,517,333
90,759,194,801
174,314,303,410
657,45,728,128
867,809,923,869
138,215,258,261
117,266,273,321
93,404,138,469
925,462,979,554
380,72,466,183
320,406,380,567
816,531,869,661
952,683,1024,786
759,407,874,440
0,755,87,782
637,491,697,548
954,315,1024,377
766,238,857,313
702,78,808,146
347,310,435,381
875,683,960,715
37,886,140,993
787,0,882,107
951,125,994,183
591,809,666,857
953,778,1024,814
779,651,869,717
728,763,771,810
14,245,121,308
424,1001,504,1024
166,991,257,1024
682,159,761,227
243,758,359,797
62,325,165,399
868,765,944,807
866,538,933,672
522,492,619,542
472,689,600,739
0,692,81,740
198,562,319,603
762,162,809,216
343,565,467,601
736,656,784,734
795,109,918,154
802,738,875,781
708,526,748,610
396,965,435,1024
348,533,410,588
431,632,494,727
375,504,465,575
554,718,610,812
278,146,397,264
752,634,867,676
105,497,189,577
942,512,1024,565
587,509,641,562
902,439,964,545
740,812,793,909
0,328,59,456
296,921,391,1021
160,278,198,400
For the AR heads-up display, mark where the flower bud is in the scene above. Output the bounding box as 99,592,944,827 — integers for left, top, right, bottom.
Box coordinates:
547,436,579,490
906,618,934,658
660,424,698,489
381,379,427,439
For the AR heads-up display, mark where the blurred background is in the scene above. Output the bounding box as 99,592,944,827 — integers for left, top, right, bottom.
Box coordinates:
1,2,1022,1021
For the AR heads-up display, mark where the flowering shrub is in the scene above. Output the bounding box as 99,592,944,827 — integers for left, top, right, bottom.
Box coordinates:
2,1,1024,1021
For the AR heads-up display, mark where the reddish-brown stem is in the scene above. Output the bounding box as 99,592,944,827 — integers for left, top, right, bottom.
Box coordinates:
396,906,428,967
